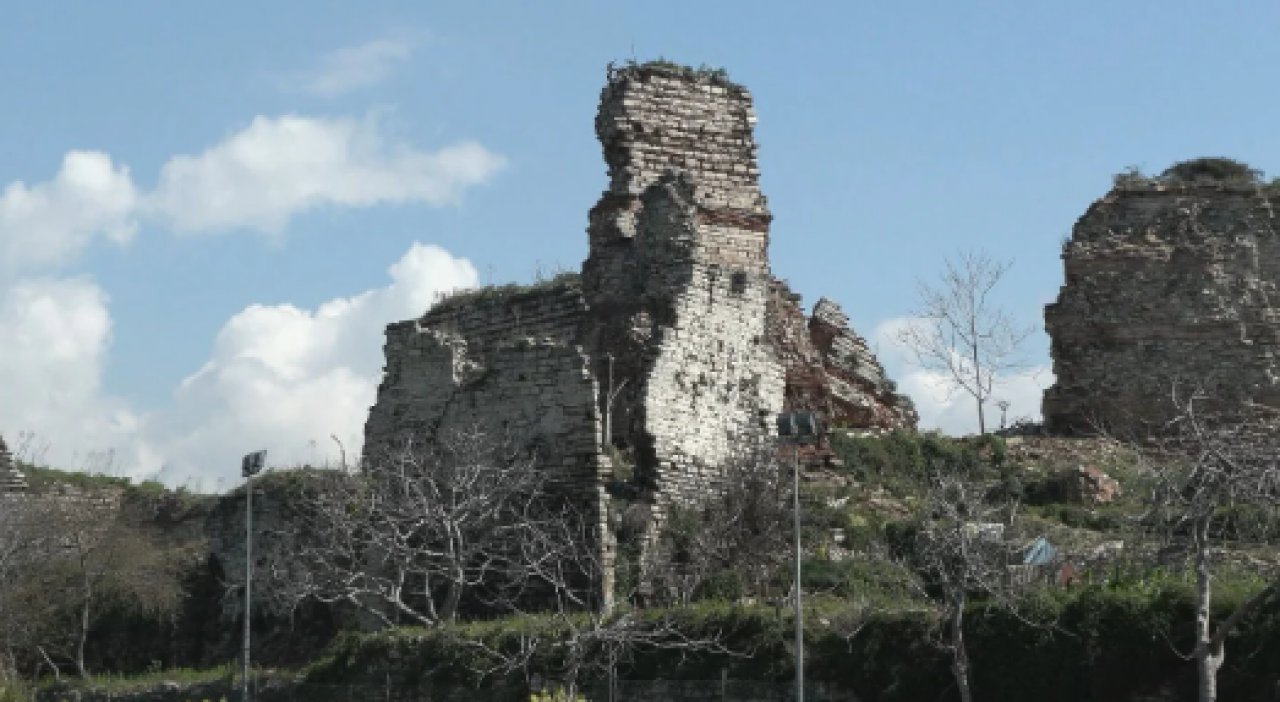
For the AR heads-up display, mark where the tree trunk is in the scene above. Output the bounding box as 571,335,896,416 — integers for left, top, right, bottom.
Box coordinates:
971,318,985,436
949,598,973,702
76,576,92,680
442,578,462,622
1195,525,1220,702
76,597,90,680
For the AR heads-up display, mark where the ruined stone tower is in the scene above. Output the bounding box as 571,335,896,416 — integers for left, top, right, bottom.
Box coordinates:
363,62,915,591
581,63,784,502
0,435,28,492
1044,159,1280,434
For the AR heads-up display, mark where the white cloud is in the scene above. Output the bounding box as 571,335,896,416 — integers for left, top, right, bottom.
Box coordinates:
0,277,157,478
871,317,1054,435
0,114,503,273
150,243,477,488
0,151,138,275
0,244,475,489
146,115,505,234
294,38,416,98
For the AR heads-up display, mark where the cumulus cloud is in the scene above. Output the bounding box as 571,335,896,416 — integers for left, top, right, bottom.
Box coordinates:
871,317,1054,435
146,115,505,234
0,244,475,488
150,243,477,488
0,277,157,477
293,38,416,97
0,151,138,274
0,114,503,273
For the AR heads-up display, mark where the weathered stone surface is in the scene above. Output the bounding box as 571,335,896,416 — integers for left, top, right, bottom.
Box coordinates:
1044,166,1280,434
1069,465,1121,505
765,286,916,431
363,62,913,591
0,434,27,492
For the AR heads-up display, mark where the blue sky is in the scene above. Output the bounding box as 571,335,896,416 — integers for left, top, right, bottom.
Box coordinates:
3,1,1278,485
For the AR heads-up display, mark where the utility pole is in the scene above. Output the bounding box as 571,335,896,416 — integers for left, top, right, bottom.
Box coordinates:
240,450,266,702
792,438,803,702
775,411,822,702
603,353,628,448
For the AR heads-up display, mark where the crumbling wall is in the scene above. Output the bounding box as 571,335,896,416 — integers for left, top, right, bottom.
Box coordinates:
364,62,915,596
0,435,26,492
1044,172,1280,434
581,64,783,509
362,277,612,600
764,283,916,431
364,279,605,497
625,174,785,501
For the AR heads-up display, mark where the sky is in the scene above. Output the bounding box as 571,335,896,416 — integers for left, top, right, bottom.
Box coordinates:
4,1,1279,488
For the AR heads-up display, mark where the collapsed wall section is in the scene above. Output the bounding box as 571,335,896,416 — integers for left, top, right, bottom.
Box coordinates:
0,435,26,492
625,175,785,502
364,279,605,499
764,290,917,430
1044,170,1280,434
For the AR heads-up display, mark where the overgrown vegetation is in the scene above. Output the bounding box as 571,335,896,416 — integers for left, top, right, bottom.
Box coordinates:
828,430,1005,492
429,271,581,314
1113,157,1274,188
614,58,737,88
5,430,1278,700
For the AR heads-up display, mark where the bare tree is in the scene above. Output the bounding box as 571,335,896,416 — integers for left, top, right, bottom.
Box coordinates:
898,251,1031,434
1137,391,1280,702
451,461,777,699
272,427,593,628
645,448,793,605
900,473,1020,702
0,500,44,681
449,515,744,700
271,431,779,697
0,495,189,680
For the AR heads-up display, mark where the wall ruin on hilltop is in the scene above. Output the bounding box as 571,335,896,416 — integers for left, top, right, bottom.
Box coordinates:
1044,165,1280,434
363,62,916,597
0,435,27,492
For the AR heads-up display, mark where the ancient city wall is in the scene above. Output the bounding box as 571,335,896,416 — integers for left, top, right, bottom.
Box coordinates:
363,277,604,496
625,174,785,501
1044,170,1280,434
579,65,785,512
583,64,767,307
364,62,915,590
0,435,27,492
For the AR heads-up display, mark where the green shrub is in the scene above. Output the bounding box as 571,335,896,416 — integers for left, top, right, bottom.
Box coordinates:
431,272,580,314
0,682,35,702
1160,157,1262,183
616,58,736,88
829,431,1006,496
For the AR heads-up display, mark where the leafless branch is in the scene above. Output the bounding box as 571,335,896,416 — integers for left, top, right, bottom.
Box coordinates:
897,250,1032,434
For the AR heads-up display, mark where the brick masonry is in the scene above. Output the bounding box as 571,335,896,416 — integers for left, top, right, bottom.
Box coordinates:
363,62,915,594
1045,173,1280,434
0,434,27,492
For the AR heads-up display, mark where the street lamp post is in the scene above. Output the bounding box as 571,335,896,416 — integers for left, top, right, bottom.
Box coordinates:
240,450,266,702
775,411,822,702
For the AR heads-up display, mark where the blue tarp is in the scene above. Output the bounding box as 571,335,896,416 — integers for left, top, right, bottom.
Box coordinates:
1023,536,1057,566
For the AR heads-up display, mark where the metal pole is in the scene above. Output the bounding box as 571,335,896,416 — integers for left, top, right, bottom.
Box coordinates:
604,353,613,446
243,474,253,702
793,442,804,702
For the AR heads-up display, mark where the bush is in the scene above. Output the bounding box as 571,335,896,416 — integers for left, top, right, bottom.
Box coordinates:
1159,157,1262,184
829,431,1005,493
